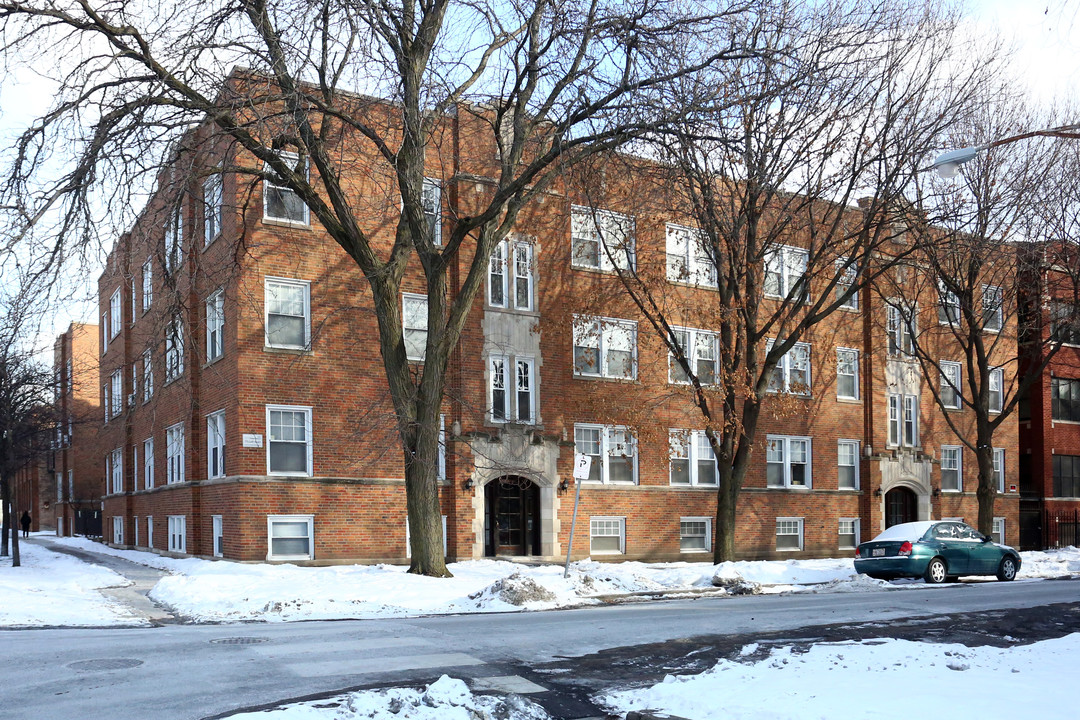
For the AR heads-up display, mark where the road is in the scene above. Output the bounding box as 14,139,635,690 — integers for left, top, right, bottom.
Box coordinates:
1,577,1078,720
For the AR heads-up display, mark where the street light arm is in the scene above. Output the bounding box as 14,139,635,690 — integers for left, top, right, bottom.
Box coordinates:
929,122,1080,178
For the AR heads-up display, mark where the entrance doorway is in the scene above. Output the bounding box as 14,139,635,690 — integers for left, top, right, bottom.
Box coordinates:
484,476,541,556
885,487,917,527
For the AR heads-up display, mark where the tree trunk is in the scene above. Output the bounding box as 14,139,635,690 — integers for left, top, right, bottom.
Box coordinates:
404,430,450,576
1,477,9,558
713,467,739,563
974,441,996,537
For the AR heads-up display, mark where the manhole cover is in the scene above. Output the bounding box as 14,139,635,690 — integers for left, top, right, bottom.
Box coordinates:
209,637,270,645
68,658,144,672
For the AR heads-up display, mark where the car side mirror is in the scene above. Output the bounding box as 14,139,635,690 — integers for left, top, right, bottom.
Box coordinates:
981,535,991,543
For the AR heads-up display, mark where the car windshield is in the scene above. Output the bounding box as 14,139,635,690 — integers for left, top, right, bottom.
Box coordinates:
871,521,937,542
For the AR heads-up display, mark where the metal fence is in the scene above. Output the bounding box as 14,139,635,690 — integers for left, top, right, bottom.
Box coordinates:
1043,509,1080,550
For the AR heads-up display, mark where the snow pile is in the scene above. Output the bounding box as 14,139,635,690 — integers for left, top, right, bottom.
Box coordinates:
600,634,1080,720
1018,547,1080,579
0,541,145,627
225,675,551,720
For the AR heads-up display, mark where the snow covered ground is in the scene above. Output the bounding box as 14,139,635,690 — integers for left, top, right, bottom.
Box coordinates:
3,535,1080,626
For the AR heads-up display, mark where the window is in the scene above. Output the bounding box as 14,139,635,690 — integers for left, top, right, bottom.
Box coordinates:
265,278,310,350
1052,455,1080,497
766,435,811,488
207,410,225,479
263,151,309,224
763,245,808,300
142,350,153,402
666,223,715,287
404,515,448,558
669,430,718,486
589,517,625,555
489,355,535,424
940,361,962,410
267,405,312,476
575,424,637,484
767,341,811,396
141,260,152,312
989,367,1003,414
402,293,428,361
147,516,153,549
941,446,962,492
168,515,186,553
143,438,154,490
132,444,138,491
490,356,508,422
203,174,223,246
131,279,137,324
101,315,107,354
67,469,73,500
903,394,920,446
268,515,314,561
839,518,860,549
109,447,123,494
515,358,535,423
133,516,139,547
938,281,960,325
669,327,718,385
992,517,1006,545
109,289,121,339
166,423,185,484
206,289,224,361
887,395,900,446
1052,378,1080,422
165,203,184,274
838,440,859,490
776,517,804,551
836,257,858,309
680,517,711,552
165,315,184,381
130,363,138,407
573,315,637,379
212,515,224,558
983,285,1003,332
1051,301,1080,345
109,370,122,418
112,516,124,545
488,239,534,310
993,448,1005,493
571,206,635,272
836,348,859,400
422,178,441,245
887,302,916,356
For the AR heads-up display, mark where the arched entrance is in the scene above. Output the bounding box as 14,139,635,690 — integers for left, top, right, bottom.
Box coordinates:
484,476,541,556
885,487,918,528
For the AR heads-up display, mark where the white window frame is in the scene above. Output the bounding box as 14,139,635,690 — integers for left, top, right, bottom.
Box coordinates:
109,447,123,494
265,404,313,477
665,223,715,287
776,517,804,552
766,435,812,489
422,178,442,246
267,514,314,561
993,448,1006,493
668,430,718,487
767,341,811,396
147,515,154,549
134,516,139,547
206,289,225,361
131,278,137,324
992,516,1006,544
836,257,858,310
109,370,122,418
488,239,534,310
207,410,225,479
132,444,138,491
168,515,186,553
887,302,916,357
938,280,960,325
669,327,719,385
838,518,860,550
836,347,859,400
571,206,636,272
983,284,1003,332
941,445,962,492
212,515,224,558
572,315,638,380
165,315,184,381
264,277,310,350
903,394,920,447
515,356,536,424
575,424,638,485
109,288,121,339
203,174,223,246
165,202,184,274
489,355,508,422
402,292,428,361
142,350,153,402
141,259,152,313
989,367,1003,414
679,517,712,553
166,423,185,484
940,360,962,410
763,245,809,300
262,151,309,225
143,437,155,489
112,516,124,545
838,440,860,490
589,516,626,555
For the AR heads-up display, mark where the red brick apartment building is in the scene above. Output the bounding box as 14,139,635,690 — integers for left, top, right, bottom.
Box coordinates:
88,99,1022,564
12,460,51,533
1019,242,1080,549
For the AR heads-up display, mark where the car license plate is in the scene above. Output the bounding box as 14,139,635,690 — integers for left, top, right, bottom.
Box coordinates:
872,548,886,557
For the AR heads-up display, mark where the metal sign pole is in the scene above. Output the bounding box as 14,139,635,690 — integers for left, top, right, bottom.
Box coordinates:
564,453,591,578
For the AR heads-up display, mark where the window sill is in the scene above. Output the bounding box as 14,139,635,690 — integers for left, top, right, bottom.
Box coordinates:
666,278,718,292
838,304,860,313
1051,418,1080,425
203,232,222,249
163,375,185,388
262,217,311,230
766,485,812,491
485,304,540,317
776,547,803,553
264,345,313,356
573,373,637,383
835,396,861,404
266,472,315,479
668,483,718,490
204,354,225,368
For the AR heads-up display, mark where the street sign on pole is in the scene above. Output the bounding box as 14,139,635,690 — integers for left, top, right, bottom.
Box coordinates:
564,454,590,578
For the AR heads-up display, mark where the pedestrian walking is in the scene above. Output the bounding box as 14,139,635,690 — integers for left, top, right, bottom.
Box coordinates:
20,510,32,538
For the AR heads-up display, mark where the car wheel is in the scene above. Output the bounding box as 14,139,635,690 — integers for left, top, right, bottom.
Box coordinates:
997,556,1018,582
924,557,947,584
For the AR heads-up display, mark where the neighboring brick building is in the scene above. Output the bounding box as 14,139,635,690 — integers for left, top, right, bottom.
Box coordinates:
52,322,103,537
12,459,51,533
91,92,1021,564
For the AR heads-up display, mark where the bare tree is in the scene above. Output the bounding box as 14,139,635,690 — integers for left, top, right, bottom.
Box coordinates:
584,0,994,561
0,0,774,575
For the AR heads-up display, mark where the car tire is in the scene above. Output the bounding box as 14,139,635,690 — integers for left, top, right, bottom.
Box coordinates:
997,556,1018,582
924,557,947,584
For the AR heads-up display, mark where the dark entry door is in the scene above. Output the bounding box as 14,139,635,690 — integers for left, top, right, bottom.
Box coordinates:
484,477,541,556
885,487,917,528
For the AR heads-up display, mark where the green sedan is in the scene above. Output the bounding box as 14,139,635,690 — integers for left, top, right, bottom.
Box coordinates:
854,520,1021,583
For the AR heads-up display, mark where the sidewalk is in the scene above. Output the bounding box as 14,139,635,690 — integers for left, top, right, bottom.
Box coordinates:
28,536,179,624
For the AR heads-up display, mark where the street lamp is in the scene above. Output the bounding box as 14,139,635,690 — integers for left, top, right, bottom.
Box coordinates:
929,122,1080,178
